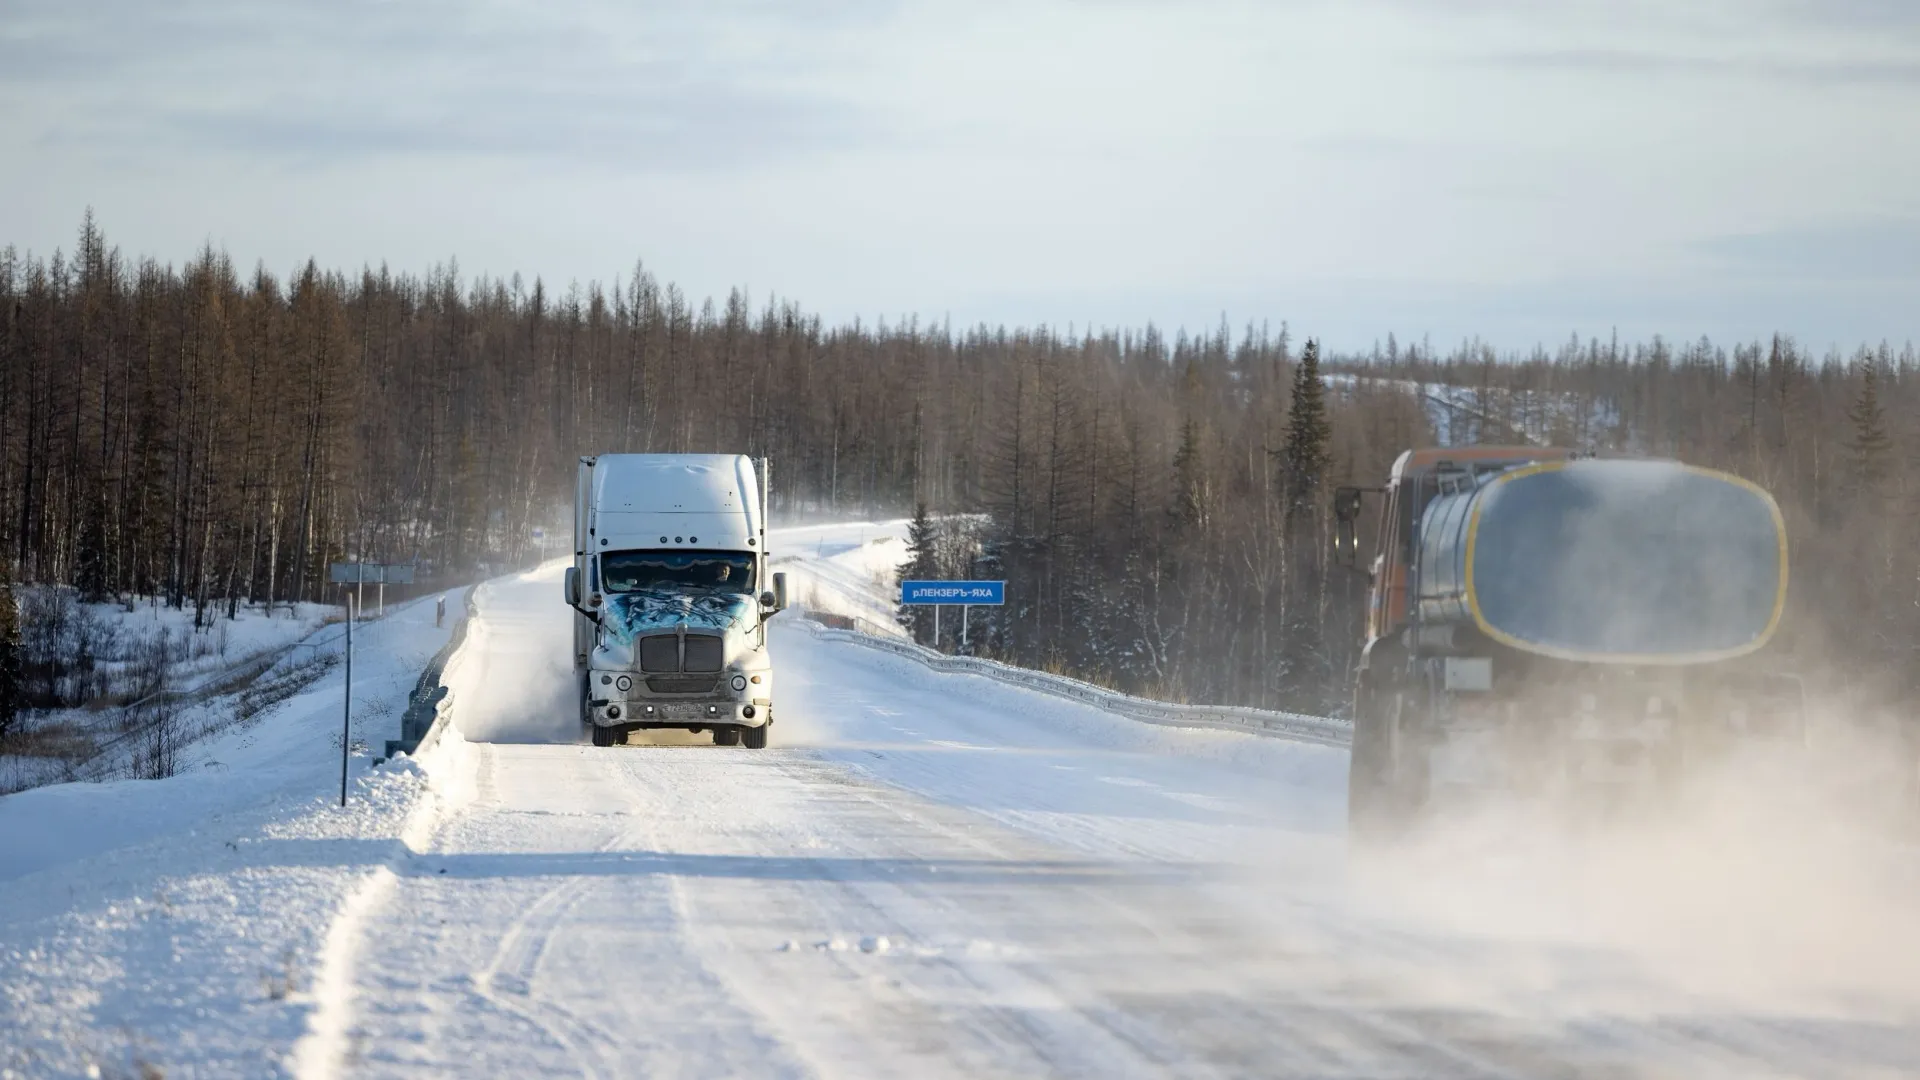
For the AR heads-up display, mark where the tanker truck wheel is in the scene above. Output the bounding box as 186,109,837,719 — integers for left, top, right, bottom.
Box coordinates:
1348,683,1397,843
591,724,620,748
1348,682,1420,845
742,722,770,750
712,726,741,746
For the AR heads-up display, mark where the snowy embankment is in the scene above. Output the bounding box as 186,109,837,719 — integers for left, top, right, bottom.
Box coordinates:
3,596,337,795
766,519,915,637
0,587,472,1079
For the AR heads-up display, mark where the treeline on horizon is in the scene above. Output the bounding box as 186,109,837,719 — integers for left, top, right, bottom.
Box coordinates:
3,212,1917,715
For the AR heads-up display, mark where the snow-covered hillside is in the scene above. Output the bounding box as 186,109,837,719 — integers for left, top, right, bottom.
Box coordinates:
1325,372,1622,448
4,597,338,795
768,519,915,637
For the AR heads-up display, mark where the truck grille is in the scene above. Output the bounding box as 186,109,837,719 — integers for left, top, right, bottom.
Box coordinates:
639,635,679,673
683,635,723,672
636,633,724,674
647,676,719,695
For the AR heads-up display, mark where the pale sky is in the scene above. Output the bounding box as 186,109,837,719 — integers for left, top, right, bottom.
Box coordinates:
3,0,1917,353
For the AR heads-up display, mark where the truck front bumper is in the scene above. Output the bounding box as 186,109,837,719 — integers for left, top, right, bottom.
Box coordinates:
589,697,771,729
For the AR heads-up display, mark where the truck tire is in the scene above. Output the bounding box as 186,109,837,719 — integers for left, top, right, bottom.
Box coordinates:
591,724,620,748
742,723,769,750
1347,682,1398,844
713,726,741,746
1349,681,1426,845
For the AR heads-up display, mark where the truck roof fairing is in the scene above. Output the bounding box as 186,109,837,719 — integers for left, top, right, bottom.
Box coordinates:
585,454,763,554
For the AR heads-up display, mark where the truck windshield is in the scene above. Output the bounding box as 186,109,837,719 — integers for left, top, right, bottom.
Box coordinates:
599,551,756,595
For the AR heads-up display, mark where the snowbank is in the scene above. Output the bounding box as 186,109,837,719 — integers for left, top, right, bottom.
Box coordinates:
0,588,472,1079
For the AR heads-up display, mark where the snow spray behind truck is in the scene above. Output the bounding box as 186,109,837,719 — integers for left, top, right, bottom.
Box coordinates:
565,454,787,748
1332,448,1807,840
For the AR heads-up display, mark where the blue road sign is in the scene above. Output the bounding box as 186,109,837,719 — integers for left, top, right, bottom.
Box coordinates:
901,580,1005,605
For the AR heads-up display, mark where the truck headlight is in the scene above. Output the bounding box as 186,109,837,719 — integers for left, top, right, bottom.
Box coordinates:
731,674,747,692
616,675,633,693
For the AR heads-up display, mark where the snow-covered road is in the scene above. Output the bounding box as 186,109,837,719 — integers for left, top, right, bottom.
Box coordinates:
315,563,1920,1079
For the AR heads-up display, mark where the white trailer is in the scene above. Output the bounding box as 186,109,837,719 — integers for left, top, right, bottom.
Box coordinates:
564,454,787,748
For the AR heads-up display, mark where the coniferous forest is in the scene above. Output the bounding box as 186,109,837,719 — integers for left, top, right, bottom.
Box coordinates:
4,214,1918,717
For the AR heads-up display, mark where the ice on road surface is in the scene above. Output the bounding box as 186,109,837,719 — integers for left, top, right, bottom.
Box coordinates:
318,562,1920,1079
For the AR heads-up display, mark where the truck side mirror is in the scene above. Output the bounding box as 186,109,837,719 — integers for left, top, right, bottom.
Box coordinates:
1332,486,1363,567
564,566,581,607
773,572,788,612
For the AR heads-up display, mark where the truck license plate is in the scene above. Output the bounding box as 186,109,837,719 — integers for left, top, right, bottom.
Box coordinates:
655,703,706,720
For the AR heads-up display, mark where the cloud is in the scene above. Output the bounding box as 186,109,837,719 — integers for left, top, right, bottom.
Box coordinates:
1699,218,1920,283
1476,48,1920,87
1,0,890,171
937,270,1920,355
1773,0,1920,32
127,85,874,173
2,0,1915,353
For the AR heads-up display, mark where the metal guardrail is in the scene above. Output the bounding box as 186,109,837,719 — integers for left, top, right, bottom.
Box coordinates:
792,616,1352,749
380,587,479,763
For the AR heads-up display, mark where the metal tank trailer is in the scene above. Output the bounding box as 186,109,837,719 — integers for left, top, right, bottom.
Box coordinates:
1332,448,1807,839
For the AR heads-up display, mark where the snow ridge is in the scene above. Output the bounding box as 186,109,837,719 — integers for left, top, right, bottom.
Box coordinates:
791,617,1350,747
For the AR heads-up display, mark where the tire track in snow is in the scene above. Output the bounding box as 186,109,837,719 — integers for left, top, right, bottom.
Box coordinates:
460,745,638,1080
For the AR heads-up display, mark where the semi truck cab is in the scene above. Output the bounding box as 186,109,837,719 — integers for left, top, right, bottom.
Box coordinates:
565,453,787,748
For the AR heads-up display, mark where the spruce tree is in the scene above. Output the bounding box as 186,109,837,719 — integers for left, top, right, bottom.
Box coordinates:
1279,338,1333,527
896,502,940,643
1168,417,1208,533
1847,361,1892,498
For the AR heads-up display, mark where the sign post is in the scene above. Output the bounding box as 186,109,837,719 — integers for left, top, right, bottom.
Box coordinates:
326,561,417,805
329,561,416,609
900,580,1006,649
341,591,353,807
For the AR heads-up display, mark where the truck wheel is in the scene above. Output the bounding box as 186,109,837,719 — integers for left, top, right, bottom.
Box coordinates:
1348,687,1390,839
1348,684,1412,845
742,723,769,750
591,724,619,748
713,726,741,746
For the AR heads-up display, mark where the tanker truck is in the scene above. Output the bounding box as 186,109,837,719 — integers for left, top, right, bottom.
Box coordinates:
564,454,787,748
1332,447,1806,839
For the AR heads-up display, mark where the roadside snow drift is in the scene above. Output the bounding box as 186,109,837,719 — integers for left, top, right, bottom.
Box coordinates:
0,591,468,1079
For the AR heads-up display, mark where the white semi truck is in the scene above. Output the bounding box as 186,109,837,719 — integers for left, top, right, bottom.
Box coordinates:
564,454,787,748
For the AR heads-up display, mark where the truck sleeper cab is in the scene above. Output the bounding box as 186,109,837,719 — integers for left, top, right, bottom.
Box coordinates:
565,454,787,748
